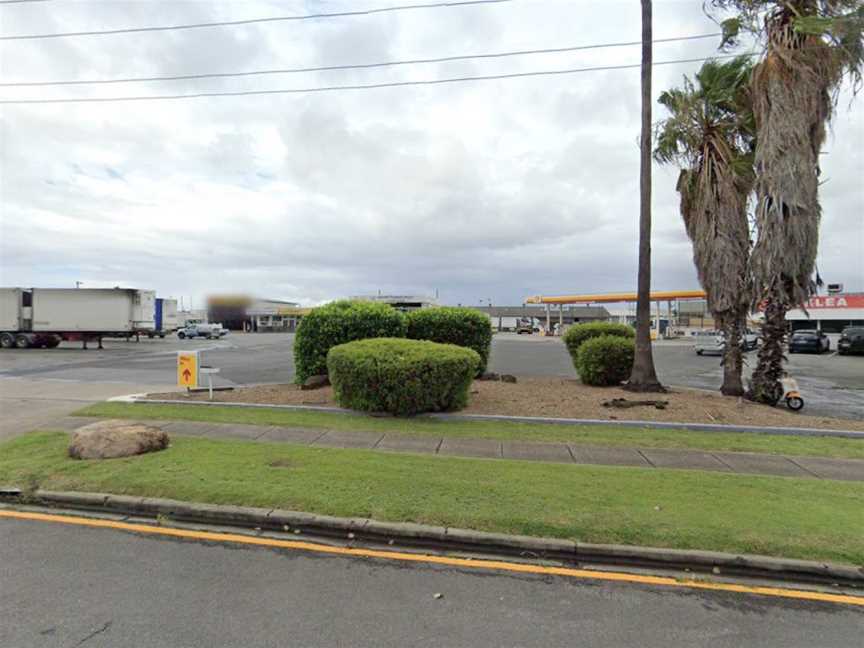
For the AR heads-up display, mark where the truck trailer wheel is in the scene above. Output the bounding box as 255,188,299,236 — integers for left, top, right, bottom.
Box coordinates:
14,334,31,349
0,333,15,349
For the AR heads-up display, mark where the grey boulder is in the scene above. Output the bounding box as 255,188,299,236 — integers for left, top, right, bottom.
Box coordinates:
69,420,170,460
301,374,331,390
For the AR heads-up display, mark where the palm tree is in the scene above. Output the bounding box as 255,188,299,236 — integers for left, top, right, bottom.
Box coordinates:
654,57,756,396
625,0,665,393
711,1,864,403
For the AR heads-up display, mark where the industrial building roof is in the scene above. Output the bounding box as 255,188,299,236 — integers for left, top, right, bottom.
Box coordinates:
476,305,610,319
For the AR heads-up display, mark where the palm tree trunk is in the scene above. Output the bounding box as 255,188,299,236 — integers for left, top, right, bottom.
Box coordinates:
719,311,745,396
625,0,664,393
748,285,788,404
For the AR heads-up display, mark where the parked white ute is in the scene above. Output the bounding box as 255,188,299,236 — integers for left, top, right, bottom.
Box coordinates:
177,323,225,340
694,330,725,356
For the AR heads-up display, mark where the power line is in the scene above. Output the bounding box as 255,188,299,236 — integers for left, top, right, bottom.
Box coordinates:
0,0,514,41
0,33,722,87
0,54,754,105
0,0,53,5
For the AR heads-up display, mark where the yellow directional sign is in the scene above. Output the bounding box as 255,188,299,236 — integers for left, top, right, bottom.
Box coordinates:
177,352,198,388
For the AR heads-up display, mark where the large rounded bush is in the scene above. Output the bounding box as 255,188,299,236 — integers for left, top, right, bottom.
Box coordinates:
294,300,406,382
575,335,635,386
327,338,480,416
406,307,493,375
564,322,635,365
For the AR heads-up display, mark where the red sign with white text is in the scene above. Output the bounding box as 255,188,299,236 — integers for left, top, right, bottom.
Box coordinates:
801,295,864,309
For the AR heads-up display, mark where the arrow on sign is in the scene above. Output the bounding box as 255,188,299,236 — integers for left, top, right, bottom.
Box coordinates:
183,369,192,380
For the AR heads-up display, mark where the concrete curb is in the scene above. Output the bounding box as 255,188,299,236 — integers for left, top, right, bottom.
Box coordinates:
134,397,365,416
107,393,149,403
429,413,864,439
26,490,864,587
126,397,864,439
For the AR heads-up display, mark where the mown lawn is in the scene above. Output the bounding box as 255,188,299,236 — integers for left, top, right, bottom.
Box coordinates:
2,431,863,565
75,401,864,459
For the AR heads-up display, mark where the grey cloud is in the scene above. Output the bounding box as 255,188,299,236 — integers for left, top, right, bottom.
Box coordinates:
1,1,861,306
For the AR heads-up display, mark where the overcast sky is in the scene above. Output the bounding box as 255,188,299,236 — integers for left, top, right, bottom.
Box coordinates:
1,0,861,308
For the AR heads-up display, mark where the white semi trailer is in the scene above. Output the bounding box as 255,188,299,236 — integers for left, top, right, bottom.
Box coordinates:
0,287,155,349
149,297,179,338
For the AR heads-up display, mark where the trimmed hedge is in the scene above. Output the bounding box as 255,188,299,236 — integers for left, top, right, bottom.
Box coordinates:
406,307,493,375
327,338,480,416
575,335,635,386
294,301,406,382
564,322,635,364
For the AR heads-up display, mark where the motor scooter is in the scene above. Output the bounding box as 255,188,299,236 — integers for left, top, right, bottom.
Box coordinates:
781,376,804,411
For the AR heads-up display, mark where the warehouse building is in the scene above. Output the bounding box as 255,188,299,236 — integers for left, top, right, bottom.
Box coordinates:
349,294,437,312
207,295,299,331
476,305,610,332
247,304,311,332
674,299,716,330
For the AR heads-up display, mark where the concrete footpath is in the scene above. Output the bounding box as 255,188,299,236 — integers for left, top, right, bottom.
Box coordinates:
41,416,864,482
0,378,176,442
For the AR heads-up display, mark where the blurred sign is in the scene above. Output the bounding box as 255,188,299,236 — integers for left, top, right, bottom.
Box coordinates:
177,351,198,388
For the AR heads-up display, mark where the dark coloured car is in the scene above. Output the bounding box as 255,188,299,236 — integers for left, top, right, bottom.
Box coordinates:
788,329,830,354
838,326,864,356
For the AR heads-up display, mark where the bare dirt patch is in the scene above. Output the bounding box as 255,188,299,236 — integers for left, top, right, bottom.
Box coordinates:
145,378,863,431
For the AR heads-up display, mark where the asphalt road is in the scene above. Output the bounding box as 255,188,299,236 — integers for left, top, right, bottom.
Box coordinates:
1,332,861,421
2,516,861,648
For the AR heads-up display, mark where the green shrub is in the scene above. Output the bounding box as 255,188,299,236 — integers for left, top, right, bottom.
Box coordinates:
294,301,406,382
327,338,480,416
575,335,635,386
564,322,635,364
406,307,493,375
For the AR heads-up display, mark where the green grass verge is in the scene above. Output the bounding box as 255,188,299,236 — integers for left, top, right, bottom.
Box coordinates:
2,431,863,565
75,401,864,459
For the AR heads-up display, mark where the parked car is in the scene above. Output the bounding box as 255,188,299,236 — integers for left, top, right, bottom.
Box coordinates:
838,326,864,356
177,323,225,340
788,329,830,354
516,319,534,334
694,330,725,356
743,329,759,351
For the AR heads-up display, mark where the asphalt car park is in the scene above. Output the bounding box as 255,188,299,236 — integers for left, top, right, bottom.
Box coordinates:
0,332,861,422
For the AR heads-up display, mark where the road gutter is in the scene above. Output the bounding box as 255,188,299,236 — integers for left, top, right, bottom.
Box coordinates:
9,489,863,589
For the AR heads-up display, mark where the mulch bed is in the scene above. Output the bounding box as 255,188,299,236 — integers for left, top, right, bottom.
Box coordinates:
145,377,864,432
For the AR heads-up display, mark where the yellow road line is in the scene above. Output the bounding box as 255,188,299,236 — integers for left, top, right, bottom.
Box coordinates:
2,509,863,607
